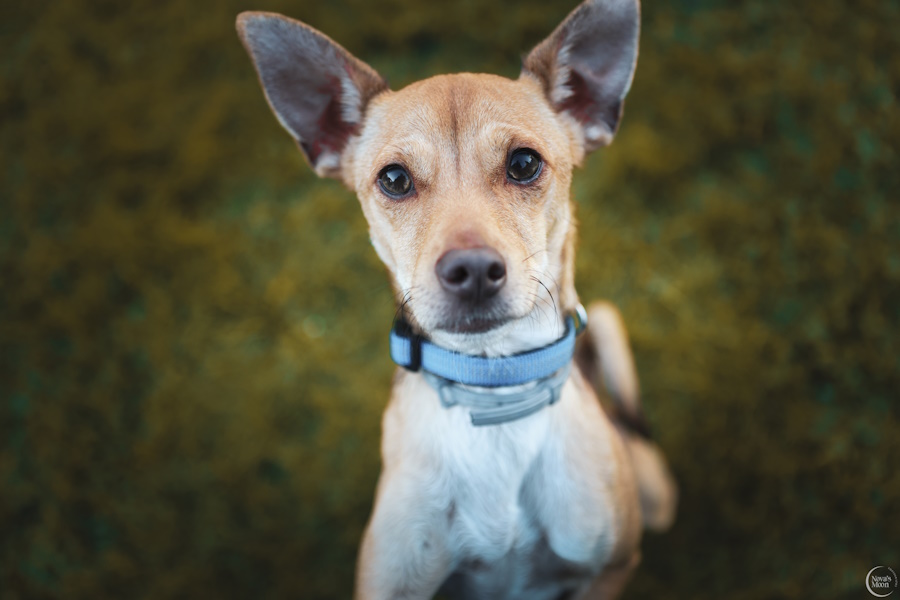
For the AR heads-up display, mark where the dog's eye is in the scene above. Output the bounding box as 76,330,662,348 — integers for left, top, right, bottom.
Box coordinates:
378,165,413,198
507,149,542,183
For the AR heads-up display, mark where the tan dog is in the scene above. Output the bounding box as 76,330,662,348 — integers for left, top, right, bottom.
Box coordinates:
237,1,676,597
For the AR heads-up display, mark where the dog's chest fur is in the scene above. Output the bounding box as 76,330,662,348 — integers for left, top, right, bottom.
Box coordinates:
383,372,625,599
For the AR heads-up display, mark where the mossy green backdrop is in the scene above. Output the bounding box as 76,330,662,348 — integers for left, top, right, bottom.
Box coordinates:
2,0,899,598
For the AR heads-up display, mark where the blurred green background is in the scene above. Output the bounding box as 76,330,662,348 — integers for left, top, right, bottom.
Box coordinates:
2,0,899,598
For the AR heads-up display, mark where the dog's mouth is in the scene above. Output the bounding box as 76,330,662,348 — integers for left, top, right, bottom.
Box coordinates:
409,288,545,338
420,303,515,336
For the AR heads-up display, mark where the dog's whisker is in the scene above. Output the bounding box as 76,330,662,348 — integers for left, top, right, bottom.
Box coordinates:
532,277,561,337
522,249,547,264
392,286,419,323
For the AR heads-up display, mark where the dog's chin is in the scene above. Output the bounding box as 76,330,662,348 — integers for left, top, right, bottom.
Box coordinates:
437,317,509,335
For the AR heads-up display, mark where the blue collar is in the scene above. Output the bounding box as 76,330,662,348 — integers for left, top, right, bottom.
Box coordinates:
390,310,585,386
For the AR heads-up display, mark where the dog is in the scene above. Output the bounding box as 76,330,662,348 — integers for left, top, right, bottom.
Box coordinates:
236,0,676,597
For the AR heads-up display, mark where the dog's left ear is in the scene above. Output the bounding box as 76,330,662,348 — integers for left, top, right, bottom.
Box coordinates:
236,12,388,178
523,0,640,153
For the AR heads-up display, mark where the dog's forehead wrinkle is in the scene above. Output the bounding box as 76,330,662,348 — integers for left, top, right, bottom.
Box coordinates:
395,75,552,132
449,84,461,175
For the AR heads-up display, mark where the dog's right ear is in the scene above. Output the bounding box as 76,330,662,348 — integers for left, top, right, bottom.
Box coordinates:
236,12,388,178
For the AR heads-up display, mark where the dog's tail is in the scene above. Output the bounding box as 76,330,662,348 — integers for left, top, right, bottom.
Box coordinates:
574,301,678,532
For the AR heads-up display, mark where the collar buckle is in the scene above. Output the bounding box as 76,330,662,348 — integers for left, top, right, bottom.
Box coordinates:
390,319,422,372
423,364,571,426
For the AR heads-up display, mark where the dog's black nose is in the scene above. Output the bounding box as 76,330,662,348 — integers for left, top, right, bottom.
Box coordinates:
436,247,507,302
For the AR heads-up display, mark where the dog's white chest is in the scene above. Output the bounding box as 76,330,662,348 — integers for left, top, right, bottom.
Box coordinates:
394,375,619,599
438,407,548,558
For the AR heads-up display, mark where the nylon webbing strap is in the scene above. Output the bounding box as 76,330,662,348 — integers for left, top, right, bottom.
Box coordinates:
389,314,580,387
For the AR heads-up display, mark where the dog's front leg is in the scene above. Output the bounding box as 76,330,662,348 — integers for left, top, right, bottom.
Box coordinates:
355,468,453,600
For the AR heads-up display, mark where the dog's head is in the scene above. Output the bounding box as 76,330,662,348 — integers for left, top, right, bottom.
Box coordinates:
237,0,639,349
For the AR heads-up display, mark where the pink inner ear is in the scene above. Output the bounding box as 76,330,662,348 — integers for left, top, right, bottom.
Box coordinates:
303,74,359,163
557,70,594,124
557,69,620,137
